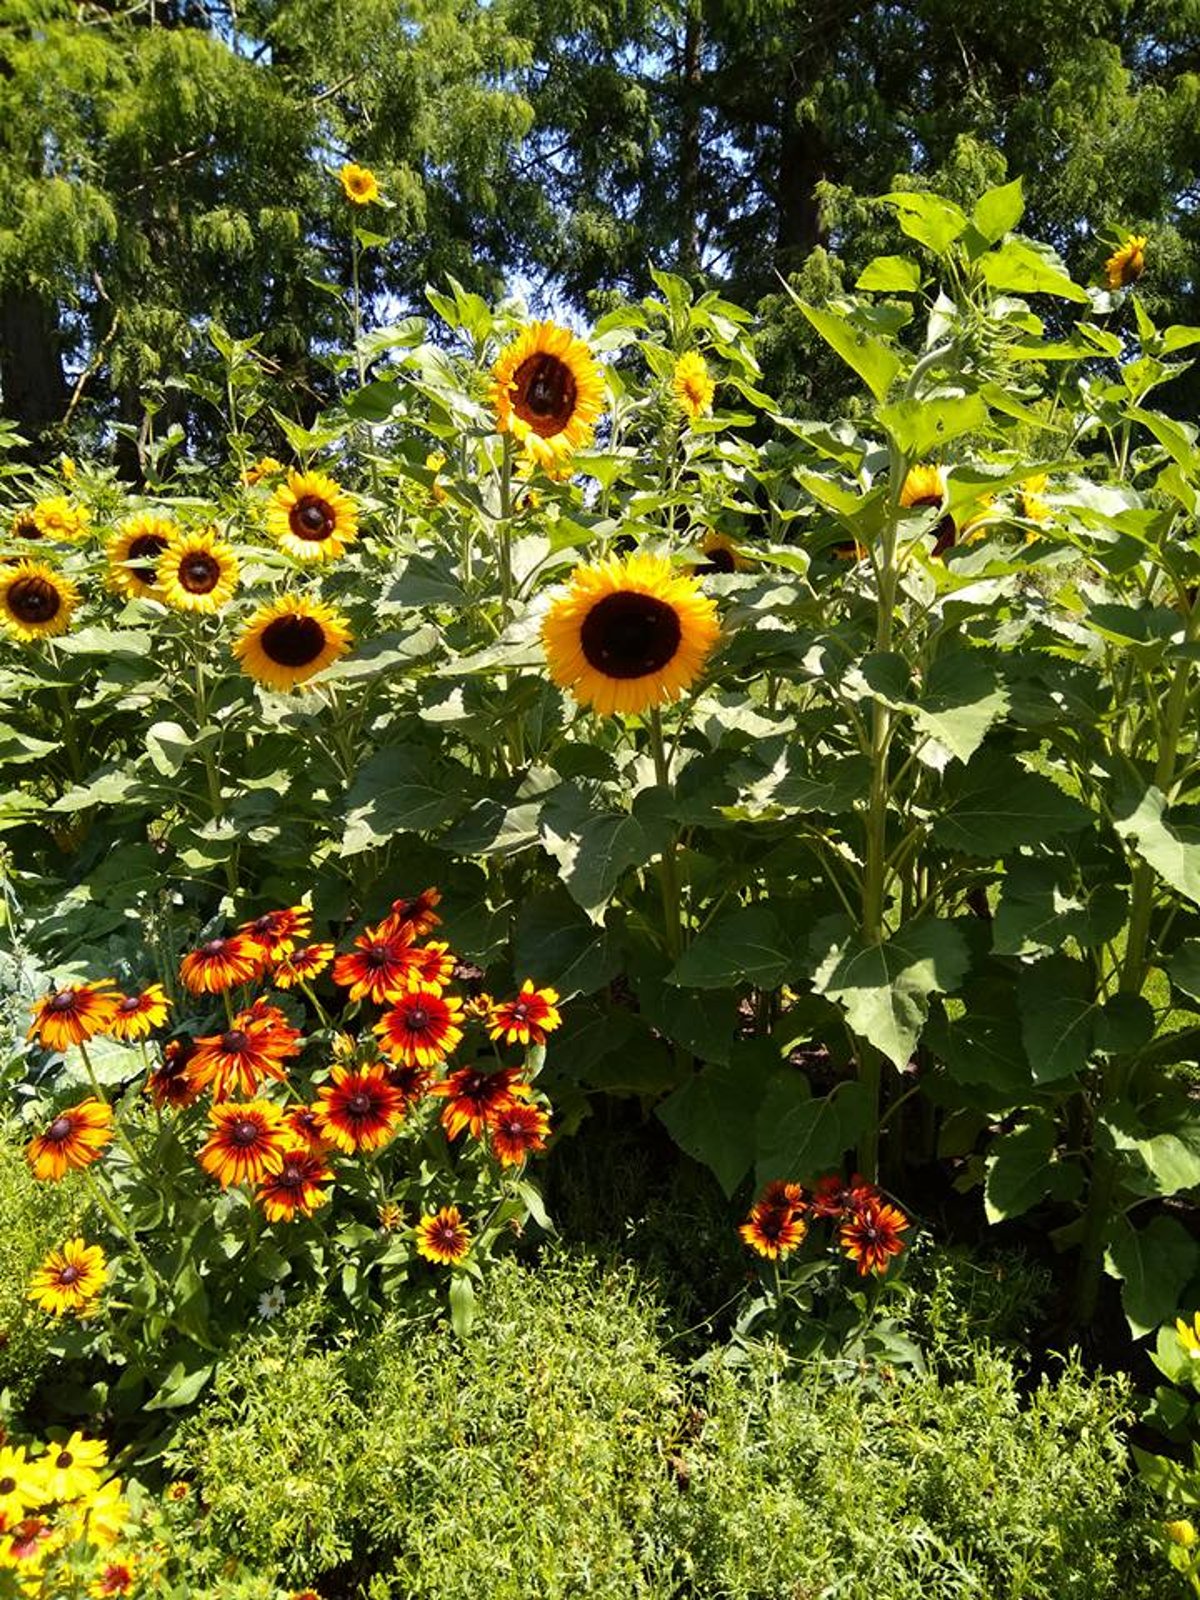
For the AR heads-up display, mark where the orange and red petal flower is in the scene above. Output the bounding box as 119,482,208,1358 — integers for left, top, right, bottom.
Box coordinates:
377,887,442,941
180,933,264,995
146,1036,202,1109
109,983,171,1041
414,1204,470,1265
272,943,334,990
839,1200,909,1276
188,1021,293,1102
373,986,464,1068
198,1101,287,1187
332,930,421,1004
255,1145,333,1221
486,980,562,1047
738,1201,807,1260
27,982,120,1051
27,1099,114,1181
430,1064,532,1141
313,1064,406,1154
236,905,312,961
489,1102,550,1166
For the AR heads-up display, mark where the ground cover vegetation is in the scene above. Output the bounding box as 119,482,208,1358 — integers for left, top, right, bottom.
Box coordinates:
5,2,1200,1596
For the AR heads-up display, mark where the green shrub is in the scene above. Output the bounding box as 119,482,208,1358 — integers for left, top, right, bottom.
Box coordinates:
0,1123,76,1408
173,1251,684,1597
673,1344,1160,1600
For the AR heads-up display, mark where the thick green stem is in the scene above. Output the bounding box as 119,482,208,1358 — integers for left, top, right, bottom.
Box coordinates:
648,707,684,962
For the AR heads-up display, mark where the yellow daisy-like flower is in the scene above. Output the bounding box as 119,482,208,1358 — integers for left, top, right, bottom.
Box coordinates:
27,1238,107,1316
1176,1312,1200,1357
1018,473,1052,525
266,470,359,563
242,456,284,487
414,1205,471,1266
694,530,749,573
158,529,239,612
542,551,720,716
0,561,79,641
40,1431,107,1502
31,496,90,542
106,512,176,599
76,1475,129,1548
489,320,605,470
1105,233,1147,290
340,162,380,205
673,350,716,421
233,594,353,691
0,1445,41,1525
9,507,44,543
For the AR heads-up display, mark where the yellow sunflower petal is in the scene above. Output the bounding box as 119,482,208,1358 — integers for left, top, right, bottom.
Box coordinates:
158,529,239,612
0,560,79,641
265,470,359,564
489,321,605,467
233,594,353,690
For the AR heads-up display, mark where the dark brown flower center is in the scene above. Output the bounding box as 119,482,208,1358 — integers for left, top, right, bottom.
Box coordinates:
9,576,61,624
260,614,326,668
405,1006,429,1031
14,518,40,539
289,496,335,541
201,939,228,957
231,1119,260,1147
126,533,169,583
931,516,957,558
0,1476,14,1495
511,1002,530,1021
49,990,78,1012
179,552,221,593
55,1451,72,1469
699,546,736,574
59,1264,81,1285
579,591,682,680
222,1030,249,1053
513,353,577,436
280,1163,303,1187
118,995,141,1013
434,1222,459,1247
365,944,392,969
347,1091,373,1117
47,1116,73,1142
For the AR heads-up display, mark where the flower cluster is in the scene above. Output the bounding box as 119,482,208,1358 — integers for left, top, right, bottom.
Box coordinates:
0,1430,141,1597
739,1173,910,1277
23,889,560,1309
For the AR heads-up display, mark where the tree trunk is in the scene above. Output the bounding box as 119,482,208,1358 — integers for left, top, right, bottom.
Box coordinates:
0,288,68,452
775,87,827,275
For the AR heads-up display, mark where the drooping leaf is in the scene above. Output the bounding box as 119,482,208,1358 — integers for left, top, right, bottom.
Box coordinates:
669,904,803,991
1105,1215,1200,1337
657,1041,778,1196
795,303,901,402
1113,784,1200,906
753,1074,873,1191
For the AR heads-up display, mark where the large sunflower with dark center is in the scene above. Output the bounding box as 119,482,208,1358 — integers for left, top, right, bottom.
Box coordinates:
490,320,605,469
234,594,352,691
159,530,239,612
542,551,720,716
107,513,177,598
899,464,956,557
267,470,359,563
0,561,78,641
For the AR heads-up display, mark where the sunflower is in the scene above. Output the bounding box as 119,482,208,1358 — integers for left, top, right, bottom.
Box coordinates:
27,981,120,1051
314,1064,406,1154
1105,233,1147,289
489,320,605,469
90,1558,138,1597
31,496,90,542
234,595,353,691
9,508,43,543
41,1432,107,1502
265,470,359,564
272,943,335,990
959,492,998,546
542,552,720,716
198,1100,287,1188
0,1447,41,1525
188,1014,298,1101
694,530,749,574
256,1146,333,1221
378,888,442,941
0,561,79,641
27,1099,114,1182
839,1199,909,1276
106,513,176,599
109,984,170,1042
414,1205,471,1266
179,933,264,995
425,450,448,504
1018,473,1052,524
373,986,464,1069
332,928,421,1005
738,1201,807,1260
489,1102,550,1167
898,463,956,556
340,162,380,205
673,350,716,421
237,905,312,961
145,1037,201,1109
487,981,561,1048
243,456,284,487
27,1238,106,1316
431,1064,532,1140
158,529,239,613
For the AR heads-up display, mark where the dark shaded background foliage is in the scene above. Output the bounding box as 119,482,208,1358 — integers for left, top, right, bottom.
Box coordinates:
5,0,1200,456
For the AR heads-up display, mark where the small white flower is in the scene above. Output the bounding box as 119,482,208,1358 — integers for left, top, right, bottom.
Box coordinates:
257,1286,285,1320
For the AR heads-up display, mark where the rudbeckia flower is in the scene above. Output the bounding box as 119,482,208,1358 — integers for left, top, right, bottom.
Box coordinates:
377,887,442,940
109,984,171,1041
40,1432,107,1502
542,552,720,716
414,1205,471,1266
179,933,263,995
237,905,312,961
255,1146,333,1221
738,1200,807,1260
313,1064,406,1154
332,928,421,1005
487,981,561,1047
489,1103,550,1166
145,1037,201,1109
26,1099,114,1181
838,1199,909,1275
373,986,464,1069
198,1101,287,1188
27,1238,106,1316
28,982,120,1051
431,1064,531,1140
272,943,335,989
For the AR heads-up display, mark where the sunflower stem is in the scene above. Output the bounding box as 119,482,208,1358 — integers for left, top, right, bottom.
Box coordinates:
648,706,685,967
498,434,514,615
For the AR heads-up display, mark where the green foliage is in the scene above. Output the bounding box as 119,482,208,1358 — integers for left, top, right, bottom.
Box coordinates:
0,1124,74,1407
